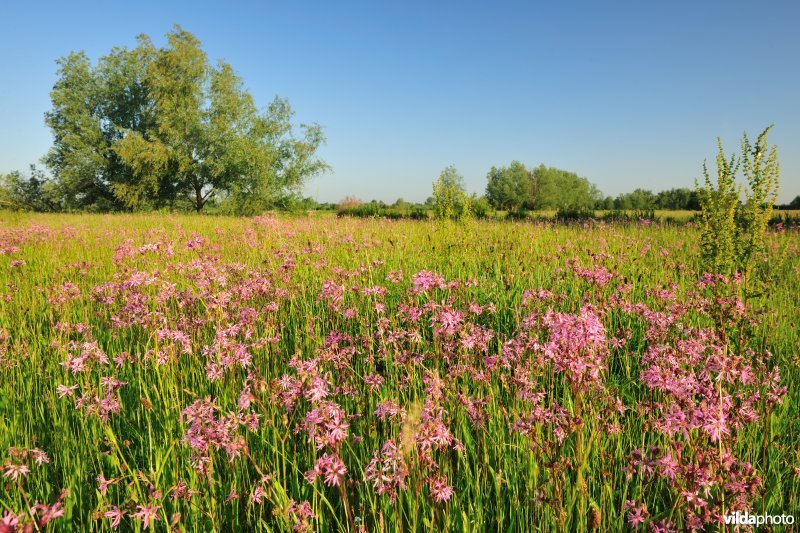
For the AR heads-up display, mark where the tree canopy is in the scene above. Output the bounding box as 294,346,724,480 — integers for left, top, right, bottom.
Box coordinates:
485,161,534,211
532,165,602,210
484,162,602,211
44,26,328,213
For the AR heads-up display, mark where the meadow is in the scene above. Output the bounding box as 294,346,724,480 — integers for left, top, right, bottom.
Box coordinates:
1,212,798,532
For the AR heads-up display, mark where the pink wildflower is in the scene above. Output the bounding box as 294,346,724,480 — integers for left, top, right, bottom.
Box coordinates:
250,486,267,504
306,453,347,487
56,384,79,398
3,463,31,482
132,505,160,529
1,511,24,531
103,506,125,529
428,475,454,503
96,474,114,495
30,449,50,466
625,501,649,527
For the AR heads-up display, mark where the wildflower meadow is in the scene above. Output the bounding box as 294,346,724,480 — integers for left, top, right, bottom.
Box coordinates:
1,212,798,531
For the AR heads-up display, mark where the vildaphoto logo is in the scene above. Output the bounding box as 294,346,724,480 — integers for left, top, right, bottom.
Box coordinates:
724,511,795,526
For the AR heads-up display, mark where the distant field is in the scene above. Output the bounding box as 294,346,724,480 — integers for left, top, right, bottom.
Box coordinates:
1,213,798,531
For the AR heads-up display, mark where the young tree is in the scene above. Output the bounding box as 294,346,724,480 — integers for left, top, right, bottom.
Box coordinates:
696,126,780,351
432,165,471,221
697,126,779,295
45,26,328,213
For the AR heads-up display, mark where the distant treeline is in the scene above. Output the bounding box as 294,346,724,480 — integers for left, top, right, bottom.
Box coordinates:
330,160,799,227
334,201,800,222
331,159,800,219
4,163,800,216
483,161,799,212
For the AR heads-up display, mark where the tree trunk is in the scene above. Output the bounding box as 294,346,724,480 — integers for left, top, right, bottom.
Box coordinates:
194,181,204,212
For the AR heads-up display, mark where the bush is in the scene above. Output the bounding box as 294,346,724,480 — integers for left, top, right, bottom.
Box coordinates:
409,208,430,220
505,210,529,221
432,166,471,222
471,195,491,219
336,203,381,218
554,207,595,222
697,126,779,292
768,212,800,228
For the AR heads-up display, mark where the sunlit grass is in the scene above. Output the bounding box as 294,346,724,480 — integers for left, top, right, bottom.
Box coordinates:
1,212,798,531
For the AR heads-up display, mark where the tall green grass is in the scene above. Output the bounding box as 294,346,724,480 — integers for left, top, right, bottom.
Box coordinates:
0,213,798,531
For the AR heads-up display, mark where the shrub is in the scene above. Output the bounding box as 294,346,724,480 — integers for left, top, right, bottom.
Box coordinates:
554,206,595,222
697,126,780,300
432,166,471,222
505,210,529,221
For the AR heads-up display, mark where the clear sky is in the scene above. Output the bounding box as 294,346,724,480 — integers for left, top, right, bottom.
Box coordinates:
1,0,798,203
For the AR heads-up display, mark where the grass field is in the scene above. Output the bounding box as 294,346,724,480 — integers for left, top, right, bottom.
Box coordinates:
1,213,798,531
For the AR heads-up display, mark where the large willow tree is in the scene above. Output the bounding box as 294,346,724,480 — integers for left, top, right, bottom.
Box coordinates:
45,26,328,213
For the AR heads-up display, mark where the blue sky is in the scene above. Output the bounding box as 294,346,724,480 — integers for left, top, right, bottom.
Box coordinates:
1,1,798,203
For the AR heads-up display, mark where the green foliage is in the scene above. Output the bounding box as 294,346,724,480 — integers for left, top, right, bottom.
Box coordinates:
697,138,743,276
532,165,602,210
505,209,529,220
485,161,534,211
737,127,781,280
485,162,603,212
597,196,615,210
599,188,700,211
335,201,431,220
554,206,596,221
605,188,700,211
432,165,471,221
44,26,327,213
654,187,700,210
613,188,656,210
768,211,800,227
336,201,383,218
470,194,491,219
0,166,61,212
44,51,128,211
697,126,780,296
